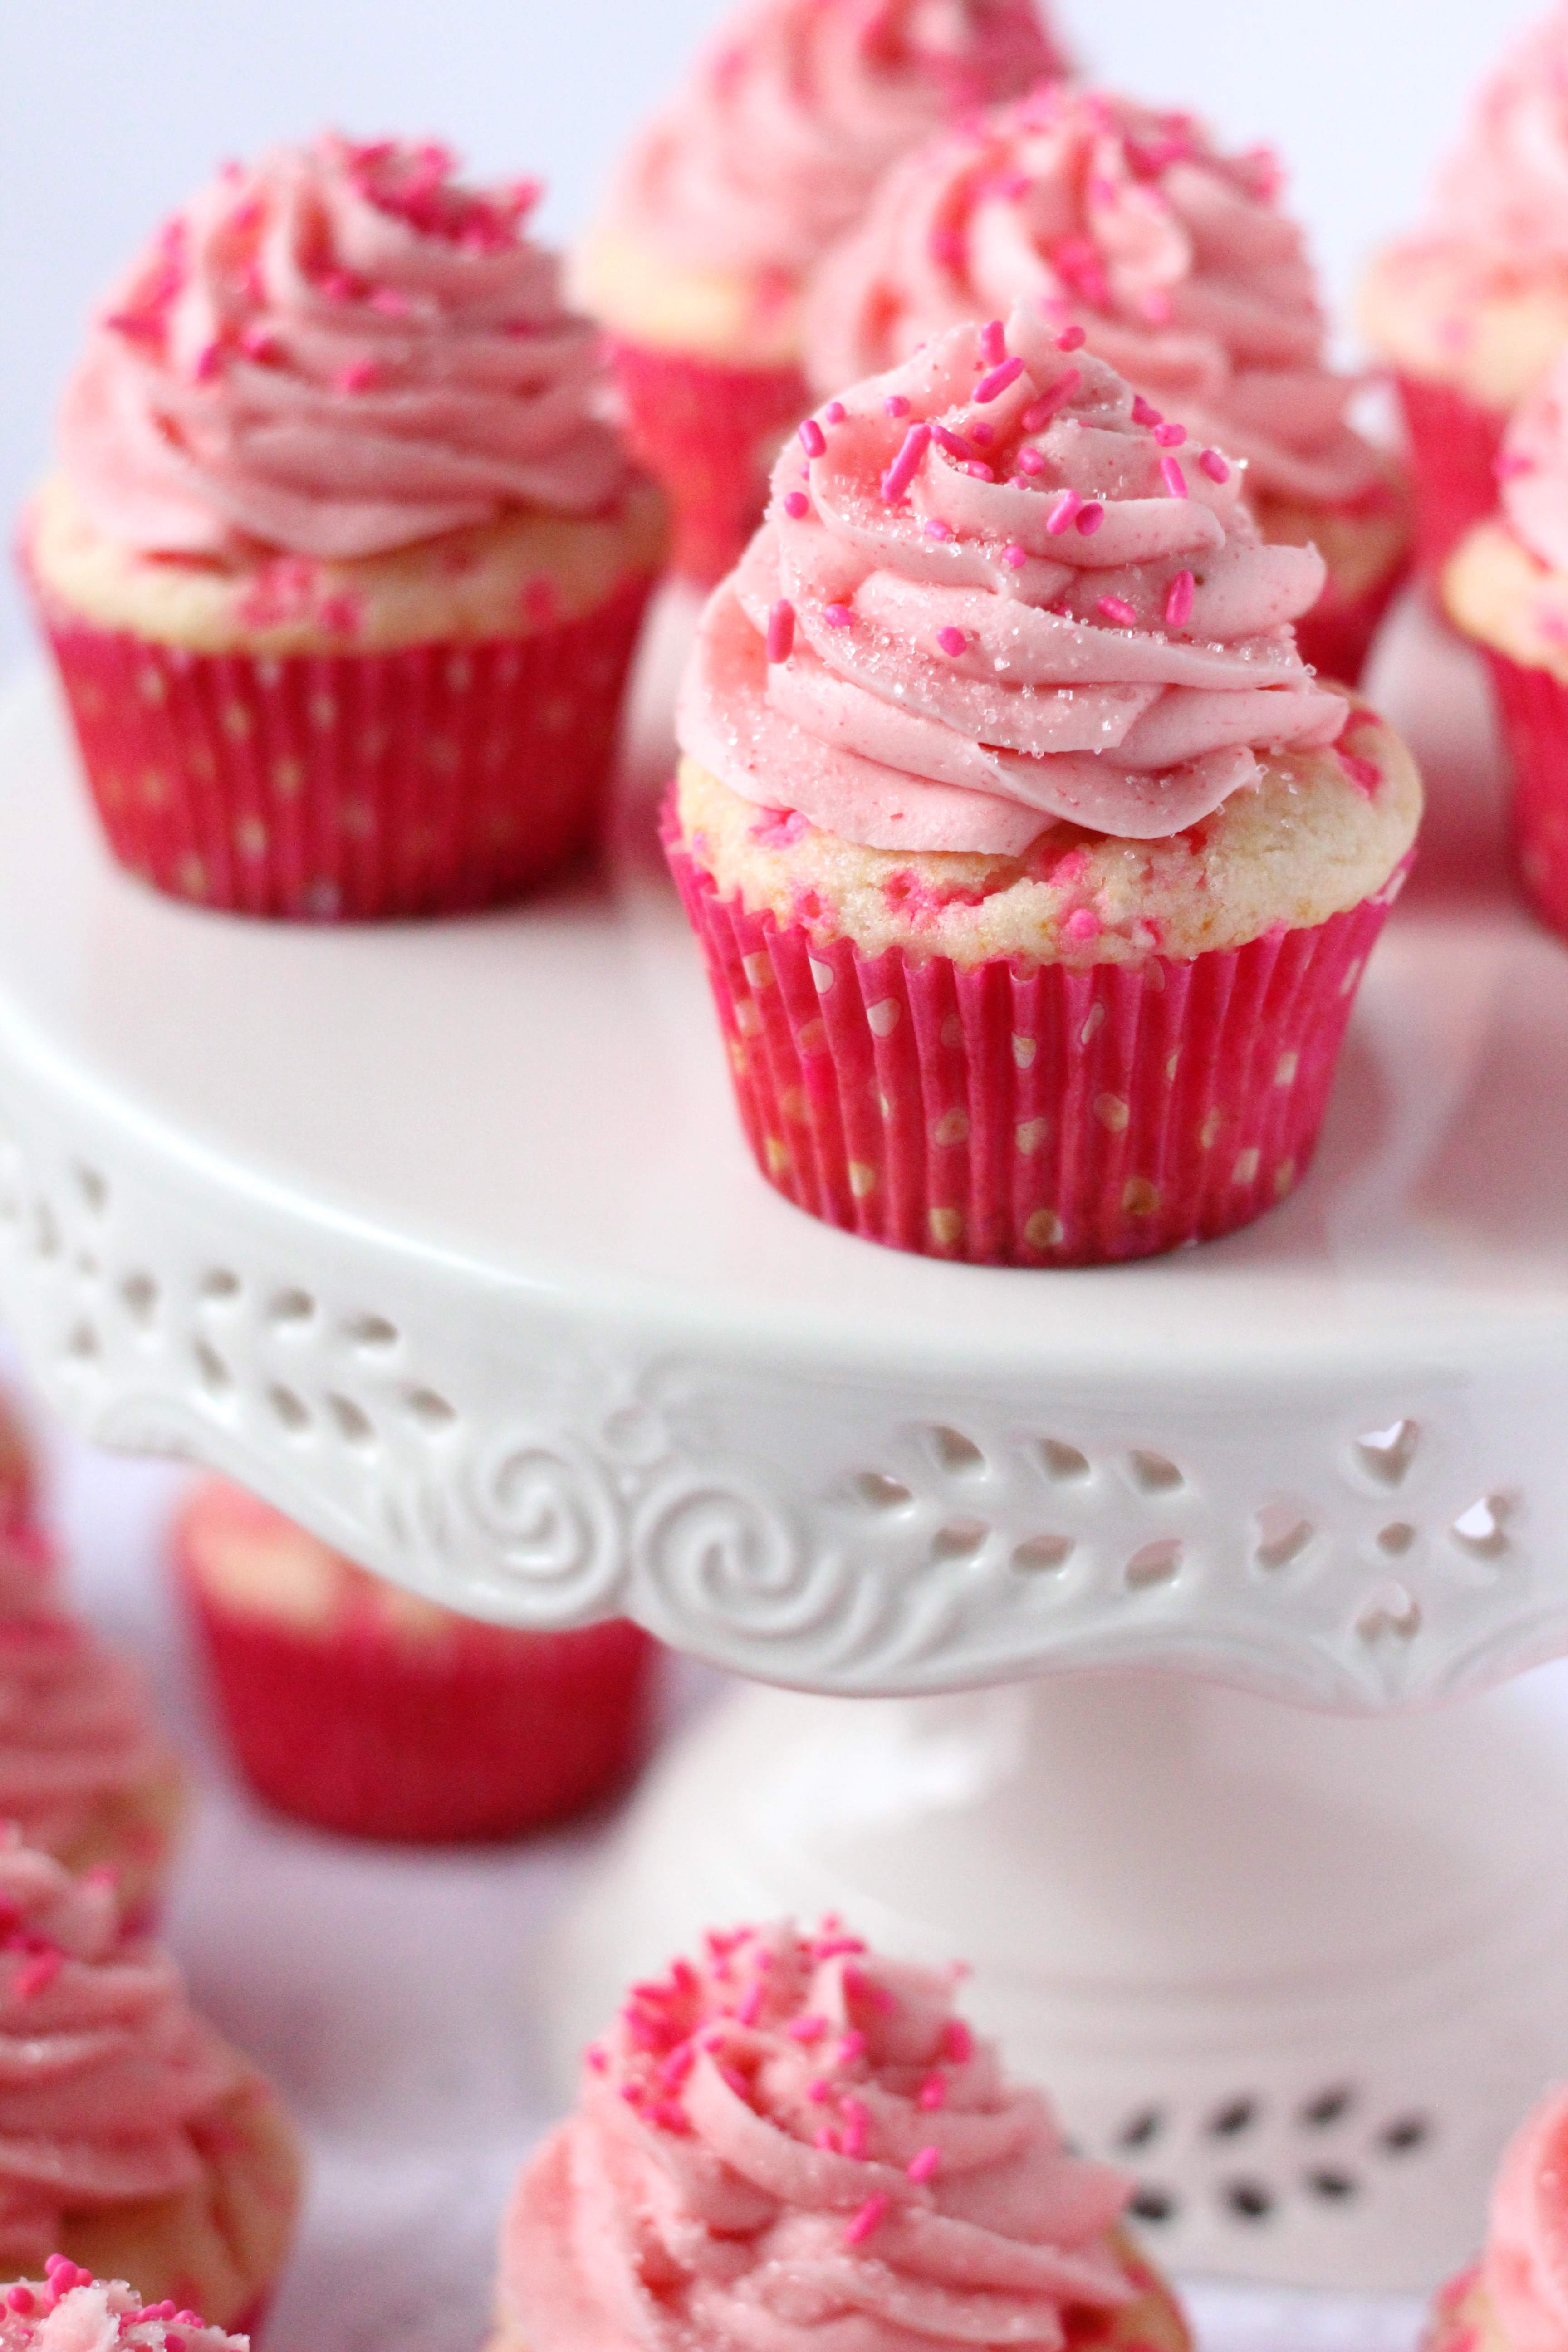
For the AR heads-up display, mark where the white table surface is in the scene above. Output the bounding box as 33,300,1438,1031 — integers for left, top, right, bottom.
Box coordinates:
20,1375,1435,2352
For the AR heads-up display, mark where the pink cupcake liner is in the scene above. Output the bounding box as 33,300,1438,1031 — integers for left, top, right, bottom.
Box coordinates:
666,821,1403,1267
608,338,807,587
32,570,654,920
1482,647,1568,939
178,1547,658,1843
1294,545,1409,685
1396,373,1507,581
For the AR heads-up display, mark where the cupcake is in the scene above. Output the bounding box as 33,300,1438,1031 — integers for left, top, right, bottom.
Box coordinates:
0,1520,184,1930
493,1918,1190,2352
0,1836,301,2328
573,0,1065,586
22,134,665,920
806,83,1410,684
175,1479,657,1843
1445,348,1568,936
0,1396,35,1540
0,2269,250,2352
668,310,1421,1266
1362,6,1568,579
1425,2085,1568,2351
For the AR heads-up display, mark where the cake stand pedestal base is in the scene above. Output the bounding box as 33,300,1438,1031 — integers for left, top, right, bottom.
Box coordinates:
557,1666,1568,2294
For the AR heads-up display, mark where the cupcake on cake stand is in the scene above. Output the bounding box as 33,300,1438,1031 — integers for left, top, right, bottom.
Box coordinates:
0,581,1562,2299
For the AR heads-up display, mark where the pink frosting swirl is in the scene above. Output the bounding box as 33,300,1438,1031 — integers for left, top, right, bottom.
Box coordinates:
502,1921,1138,2352
1499,344,1568,568
0,1529,168,1862
59,135,631,561
0,2273,245,2352
679,308,1345,854
607,0,1065,284
0,1839,241,2263
806,85,1380,508
1427,7,1568,263
1478,2085,1568,2352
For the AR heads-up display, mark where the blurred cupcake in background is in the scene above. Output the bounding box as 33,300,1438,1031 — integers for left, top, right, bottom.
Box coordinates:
1445,347,1568,938
574,0,1065,585
1362,5,1568,578
0,1836,301,2328
808,83,1410,682
21,134,665,920
0,1514,182,1930
667,313,1421,1265
1424,2084,1568,2350
175,1479,657,1843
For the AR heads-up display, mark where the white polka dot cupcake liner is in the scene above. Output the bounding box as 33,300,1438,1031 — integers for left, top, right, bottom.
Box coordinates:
1483,647,1568,942
667,825,1406,1267
34,571,654,920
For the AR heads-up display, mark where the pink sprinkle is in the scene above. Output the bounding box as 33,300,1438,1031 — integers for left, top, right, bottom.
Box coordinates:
937,626,968,657
840,2097,870,2157
964,461,995,480
737,1982,764,2025
815,2125,841,2151
1065,907,1103,942
908,2145,941,2182
807,2077,831,2103
191,342,222,383
789,2013,827,2041
980,318,1008,365
1165,569,1196,628
1075,501,1105,536
1016,448,1046,475
969,420,994,447
784,490,810,519
333,360,377,393
1098,596,1137,626
973,348,1025,400
767,600,796,663
1198,447,1230,483
1132,394,1163,427
1338,749,1381,796
924,519,955,540
1003,544,1027,569
1496,450,1534,480
1153,421,1186,447
941,2019,974,2063
931,423,971,460
825,399,847,424
661,2043,696,2086
1056,324,1087,351
1019,370,1079,431
885,393,911,417
844,2194,890,2248
620,2081,644,2106
586,2044,608,2073
799,418,828,458
837,2029,868,2065
1047,489,1082,534
1160,456,1188,499
824,603,854,628
654,2102,693,2136
882,420,932,502
7,2290,33,2314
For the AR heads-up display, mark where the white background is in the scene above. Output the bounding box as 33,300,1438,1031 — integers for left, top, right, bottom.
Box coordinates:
0,0,1545,667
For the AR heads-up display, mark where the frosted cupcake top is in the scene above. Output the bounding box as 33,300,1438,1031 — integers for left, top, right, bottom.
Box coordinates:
0,2270,244,2352
0,1839,241,2264
1425,6,1568,265
503,1919,1141,2352
603,0,1064,284
680,308,1345,856
1471,2084,1568,2351
59,134,631,564
806,84,1381,509
0,1526,171,1860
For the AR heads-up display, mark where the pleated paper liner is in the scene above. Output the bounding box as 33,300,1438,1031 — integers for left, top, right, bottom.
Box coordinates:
608,336,807,587
668,824,1405,1268
1396,373,1508,582
177,1556,657,1844
1484,647,1568,941
35,568,654,920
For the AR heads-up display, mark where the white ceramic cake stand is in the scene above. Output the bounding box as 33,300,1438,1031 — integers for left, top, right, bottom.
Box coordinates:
0,587,1566,2297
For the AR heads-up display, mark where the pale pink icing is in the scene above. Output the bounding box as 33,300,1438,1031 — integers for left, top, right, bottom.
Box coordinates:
0,1839,240,2263
679,308,1345,854
806,84,1381,509
501,1921,1137,2352
59,135,630,562
1499,345,1568,568
0,2272,244,2352
606,0,1065,286
1427,7,1568,264
1477,2085,1568,2352
0,1531,169,1863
